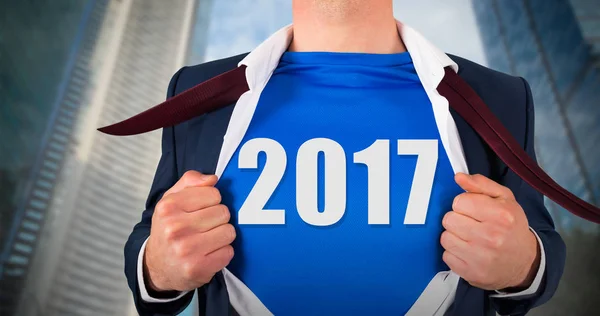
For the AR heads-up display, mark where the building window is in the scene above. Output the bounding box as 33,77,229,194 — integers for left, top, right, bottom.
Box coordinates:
40,169,57,180
14,242,33,254
33,189,50,200
5,268,24,277
57,115,73,127
46,150,63,161
36,179,53,189
49,141,66,153
26,209,43,221
22,220,41,231
30,199,48,210
52,133,69,143
55,124,71,135
43,160,59,170
18,231,36,242
61,107,75,118
8,255,28,265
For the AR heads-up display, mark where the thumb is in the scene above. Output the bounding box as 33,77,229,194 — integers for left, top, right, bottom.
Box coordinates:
455,173,513,199
165,170,218,196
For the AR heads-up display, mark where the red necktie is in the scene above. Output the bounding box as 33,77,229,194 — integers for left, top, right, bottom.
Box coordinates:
98,66,600,224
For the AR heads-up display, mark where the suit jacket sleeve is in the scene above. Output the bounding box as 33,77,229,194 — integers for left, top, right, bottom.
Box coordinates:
490,78,567,316
124,67,196,316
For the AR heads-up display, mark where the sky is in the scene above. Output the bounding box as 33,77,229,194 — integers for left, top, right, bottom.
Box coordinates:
198,0,487,66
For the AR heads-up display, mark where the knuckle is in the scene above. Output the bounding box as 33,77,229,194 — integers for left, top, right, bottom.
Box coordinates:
182,170,199,182
503,187,515,199
223,224,237,243
205,187,222,205
496,197,508,207
440,232,456,251
454,193,473,210
440,231,450,246
183,170,195,177
442,251,457,270
224,245,235,262
156,197,176,215
218,204,231,223
172,240,188,258
452,194,463,210
442,212,453,229
163,222,179,242
442,251,451,263
494,236,505,249
210,246,234,271
500,210,516,226
181,261,198,280
226,246,235,265
486,231,504,249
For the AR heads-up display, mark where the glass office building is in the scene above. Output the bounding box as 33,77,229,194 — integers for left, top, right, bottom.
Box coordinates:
473,0,600,230
0,1,101,314
1,0,199,315
473,0,600,315
17,0,197,315
570,0,600,58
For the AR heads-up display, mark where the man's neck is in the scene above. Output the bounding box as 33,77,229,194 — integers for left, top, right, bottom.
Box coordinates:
289,0,406,54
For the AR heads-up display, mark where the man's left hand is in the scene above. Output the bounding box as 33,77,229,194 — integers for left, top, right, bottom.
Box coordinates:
441,173,541,291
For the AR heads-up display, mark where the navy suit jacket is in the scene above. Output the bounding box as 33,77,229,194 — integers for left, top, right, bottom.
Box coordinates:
124,53,566,316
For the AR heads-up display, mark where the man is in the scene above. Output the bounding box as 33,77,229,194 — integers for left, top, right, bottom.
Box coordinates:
121,1,566,315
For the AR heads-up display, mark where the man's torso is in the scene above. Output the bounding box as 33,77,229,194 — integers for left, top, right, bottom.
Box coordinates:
216,51,463,314
168,53,528,316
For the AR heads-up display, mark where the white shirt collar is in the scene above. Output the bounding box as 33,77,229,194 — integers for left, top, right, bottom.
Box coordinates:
238,21,459,91
230,20,466,177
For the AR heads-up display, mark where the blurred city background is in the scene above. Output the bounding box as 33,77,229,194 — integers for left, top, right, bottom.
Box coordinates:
0,0,598,315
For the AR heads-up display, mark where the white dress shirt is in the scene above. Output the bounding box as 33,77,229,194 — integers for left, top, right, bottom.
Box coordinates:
137,21,547,315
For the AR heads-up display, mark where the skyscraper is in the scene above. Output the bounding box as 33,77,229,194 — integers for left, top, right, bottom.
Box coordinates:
5,0,197,315
472,0,600,231
569,0,600,59
473,1,600,315
0,1,106,314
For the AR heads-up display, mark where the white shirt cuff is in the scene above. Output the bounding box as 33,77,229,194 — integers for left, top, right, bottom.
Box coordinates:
137,238,191,303
490,227,546,299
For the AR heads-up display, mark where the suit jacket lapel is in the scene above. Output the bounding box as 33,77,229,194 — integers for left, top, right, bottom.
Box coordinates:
449,108,493,179
185,103,236,175
447,78,499,314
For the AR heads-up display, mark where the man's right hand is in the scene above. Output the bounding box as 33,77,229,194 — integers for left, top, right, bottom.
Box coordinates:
143,170,236,293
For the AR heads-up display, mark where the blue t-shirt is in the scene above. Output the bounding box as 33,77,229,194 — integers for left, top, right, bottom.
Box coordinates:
216,51,463,315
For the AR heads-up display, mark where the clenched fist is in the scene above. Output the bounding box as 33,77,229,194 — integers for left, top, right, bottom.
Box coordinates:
144,171,236,293
441,173,541,291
